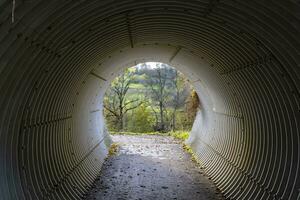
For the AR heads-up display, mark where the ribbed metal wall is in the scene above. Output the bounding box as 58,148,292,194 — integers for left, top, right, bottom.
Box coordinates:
0,0,299,199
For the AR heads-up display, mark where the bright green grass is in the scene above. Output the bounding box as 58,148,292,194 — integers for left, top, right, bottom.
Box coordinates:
129,83,146,89
168,131,189,141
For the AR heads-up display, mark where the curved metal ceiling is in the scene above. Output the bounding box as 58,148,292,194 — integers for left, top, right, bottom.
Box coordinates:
0,0,299,199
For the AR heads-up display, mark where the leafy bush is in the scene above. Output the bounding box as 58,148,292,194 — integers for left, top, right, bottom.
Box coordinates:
127,103,155,133
169,131,189,141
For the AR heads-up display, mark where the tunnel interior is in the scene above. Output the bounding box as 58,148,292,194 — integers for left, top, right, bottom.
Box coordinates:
0,1,299,199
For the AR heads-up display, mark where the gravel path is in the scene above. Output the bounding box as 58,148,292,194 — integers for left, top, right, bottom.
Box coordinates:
84,135,224,200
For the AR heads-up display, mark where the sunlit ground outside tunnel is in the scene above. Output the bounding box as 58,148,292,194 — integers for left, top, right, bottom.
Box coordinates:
83,63,224,199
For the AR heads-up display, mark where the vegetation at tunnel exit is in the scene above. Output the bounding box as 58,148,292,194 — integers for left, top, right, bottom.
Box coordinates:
109,130,189,141
108,143,119,156
103,62,200,134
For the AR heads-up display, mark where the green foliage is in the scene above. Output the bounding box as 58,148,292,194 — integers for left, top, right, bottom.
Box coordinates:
169,131,189,141
104,67,142,131
127,103,155,132
167,130,201,166
182,144,202,166
108,143,119,156
174,111,195,130
129,83,145,89
104,62,197,133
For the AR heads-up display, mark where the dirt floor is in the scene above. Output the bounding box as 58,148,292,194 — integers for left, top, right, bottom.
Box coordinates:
84,135,224,200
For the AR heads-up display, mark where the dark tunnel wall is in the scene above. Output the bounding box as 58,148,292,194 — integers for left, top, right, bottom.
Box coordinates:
0,0,299,199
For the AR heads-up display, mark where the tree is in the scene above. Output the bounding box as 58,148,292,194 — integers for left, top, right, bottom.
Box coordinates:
104,68,142,131
104,62,197,133
127,103,155,132
146,63,169,132
170,70,188,131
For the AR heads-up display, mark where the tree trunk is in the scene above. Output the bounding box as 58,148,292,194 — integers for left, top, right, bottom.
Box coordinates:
159,101,164,131
119,106,123,131
172,109,176,131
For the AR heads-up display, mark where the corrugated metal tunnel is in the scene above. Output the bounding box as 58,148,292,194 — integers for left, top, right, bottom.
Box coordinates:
0,0,299,199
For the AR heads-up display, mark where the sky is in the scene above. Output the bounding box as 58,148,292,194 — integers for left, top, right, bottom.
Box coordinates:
136,62,162,69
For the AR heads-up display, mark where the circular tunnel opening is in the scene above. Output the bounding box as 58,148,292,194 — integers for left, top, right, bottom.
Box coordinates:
103,62,199,134
89,61,212,199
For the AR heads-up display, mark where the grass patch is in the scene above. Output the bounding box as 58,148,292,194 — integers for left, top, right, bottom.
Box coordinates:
129,83,146,89
168,131,202,167
168,131,189,141
182,143,201,166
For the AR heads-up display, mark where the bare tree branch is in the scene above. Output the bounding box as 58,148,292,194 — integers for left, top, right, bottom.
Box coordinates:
124,102,143,114
104,105,119,117
124,99,140,107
